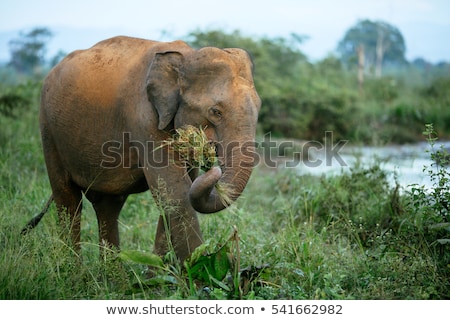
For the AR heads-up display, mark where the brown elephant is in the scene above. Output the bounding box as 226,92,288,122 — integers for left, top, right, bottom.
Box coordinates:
35,36,261,262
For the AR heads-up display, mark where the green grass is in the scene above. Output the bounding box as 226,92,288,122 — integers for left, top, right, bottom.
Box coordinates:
0,85,449,300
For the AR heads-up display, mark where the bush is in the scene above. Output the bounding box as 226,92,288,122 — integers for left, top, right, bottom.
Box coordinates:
0,81,40,118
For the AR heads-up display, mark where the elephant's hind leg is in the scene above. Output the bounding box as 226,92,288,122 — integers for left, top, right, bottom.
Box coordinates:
53,184,83,251
41,141,83,250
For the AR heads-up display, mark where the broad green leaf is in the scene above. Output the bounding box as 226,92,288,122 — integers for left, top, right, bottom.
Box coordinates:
209,276,231,291
186,244,231,282
428,222,450,231
436,239,450,245
119,250,164,268
142,275,178,286
211,245,231,280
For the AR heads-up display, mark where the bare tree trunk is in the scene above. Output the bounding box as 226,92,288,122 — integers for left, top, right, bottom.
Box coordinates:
357,44,365,95
375,27,384,78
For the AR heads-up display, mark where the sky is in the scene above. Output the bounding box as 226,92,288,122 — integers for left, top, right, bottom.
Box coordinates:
0,0,449,63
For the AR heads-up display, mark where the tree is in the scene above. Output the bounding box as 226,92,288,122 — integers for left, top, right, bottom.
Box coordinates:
337,19,407,77
8,27,53,75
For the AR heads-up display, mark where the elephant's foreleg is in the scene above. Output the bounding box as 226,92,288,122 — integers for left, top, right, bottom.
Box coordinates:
144,166,203,262
90,193,128,250
153,206,203,262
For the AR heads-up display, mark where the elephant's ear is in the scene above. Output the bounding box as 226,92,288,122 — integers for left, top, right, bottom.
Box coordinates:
146,51,183,131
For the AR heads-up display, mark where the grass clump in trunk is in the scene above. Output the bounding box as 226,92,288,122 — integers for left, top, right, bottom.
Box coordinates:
163,125,233,207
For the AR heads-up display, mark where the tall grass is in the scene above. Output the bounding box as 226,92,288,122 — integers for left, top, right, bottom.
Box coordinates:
0,82,448,300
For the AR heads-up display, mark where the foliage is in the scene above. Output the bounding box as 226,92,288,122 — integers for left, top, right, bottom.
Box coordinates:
161,125,217,171
8,27,53,75
406,124,450,251
0,81,41,118
421,77,450,105
337,19,407,70
0,92,30,118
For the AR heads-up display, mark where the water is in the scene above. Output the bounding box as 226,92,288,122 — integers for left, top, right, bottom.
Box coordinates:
296,141,450,192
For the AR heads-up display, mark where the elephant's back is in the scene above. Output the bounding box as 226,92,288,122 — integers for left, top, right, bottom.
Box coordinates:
41,36,159,128
46,36,156,98
42,36,190,110
53,36,187,80
63,36,158,73
65,36,158,62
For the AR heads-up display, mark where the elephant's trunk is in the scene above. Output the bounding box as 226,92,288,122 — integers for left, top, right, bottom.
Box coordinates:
189,134,256,213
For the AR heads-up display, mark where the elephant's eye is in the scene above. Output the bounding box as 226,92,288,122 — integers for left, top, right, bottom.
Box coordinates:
208,107,223,124
212,108,222,117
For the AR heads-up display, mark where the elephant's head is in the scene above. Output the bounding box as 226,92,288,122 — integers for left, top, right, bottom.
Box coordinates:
146,45,261,213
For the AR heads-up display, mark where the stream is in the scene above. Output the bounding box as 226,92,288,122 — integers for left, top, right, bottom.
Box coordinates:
296,141,450,192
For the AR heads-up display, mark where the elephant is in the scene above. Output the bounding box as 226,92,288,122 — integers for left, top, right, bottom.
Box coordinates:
35,36,261,262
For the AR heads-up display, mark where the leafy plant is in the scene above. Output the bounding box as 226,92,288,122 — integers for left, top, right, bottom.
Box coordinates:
118,226,268,299
407,124,450,243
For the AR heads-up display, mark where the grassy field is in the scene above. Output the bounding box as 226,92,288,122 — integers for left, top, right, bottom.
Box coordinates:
0,86,449,300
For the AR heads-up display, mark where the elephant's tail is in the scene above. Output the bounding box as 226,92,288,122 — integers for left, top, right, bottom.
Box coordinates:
21,194,54,235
